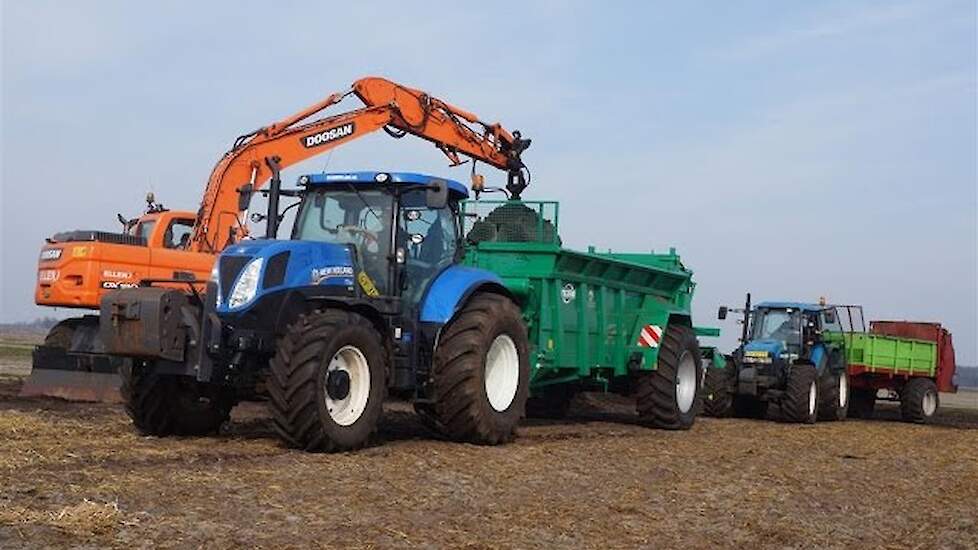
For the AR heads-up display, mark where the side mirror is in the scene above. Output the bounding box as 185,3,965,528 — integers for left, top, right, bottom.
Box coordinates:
426,180,448,209
238,184,254,211
718,306,728,320
824,310,836,324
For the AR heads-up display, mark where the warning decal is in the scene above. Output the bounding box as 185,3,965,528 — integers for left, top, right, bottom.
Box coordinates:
637,324,663,348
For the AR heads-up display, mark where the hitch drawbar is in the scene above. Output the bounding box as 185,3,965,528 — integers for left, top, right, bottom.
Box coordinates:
100,287,198,362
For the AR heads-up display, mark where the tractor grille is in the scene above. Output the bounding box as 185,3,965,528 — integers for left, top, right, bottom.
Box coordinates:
219,255,252,301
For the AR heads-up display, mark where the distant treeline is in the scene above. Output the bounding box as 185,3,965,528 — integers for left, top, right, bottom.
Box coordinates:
0,317,60,332
955,367,978,390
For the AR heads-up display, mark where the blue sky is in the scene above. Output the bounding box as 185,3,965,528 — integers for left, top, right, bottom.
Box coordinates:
2,1,976,363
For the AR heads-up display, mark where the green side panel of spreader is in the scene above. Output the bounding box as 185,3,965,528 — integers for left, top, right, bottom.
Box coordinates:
460,200,697,388
824,332,937,376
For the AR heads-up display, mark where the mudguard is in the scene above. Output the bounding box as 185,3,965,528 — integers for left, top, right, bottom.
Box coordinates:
419,266,506,324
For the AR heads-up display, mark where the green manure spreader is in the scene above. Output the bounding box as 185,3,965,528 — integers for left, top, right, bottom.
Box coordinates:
461,200,722,429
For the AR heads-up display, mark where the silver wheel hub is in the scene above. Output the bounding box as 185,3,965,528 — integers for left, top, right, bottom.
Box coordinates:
839,373,848,408
922,390,938,417
485,334,520,412
676,353,697,414
324,345,371,426
808,381,817,416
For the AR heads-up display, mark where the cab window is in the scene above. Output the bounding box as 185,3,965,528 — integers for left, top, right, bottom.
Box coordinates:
164,219,194,249
135,221,156,241
399,190,459,303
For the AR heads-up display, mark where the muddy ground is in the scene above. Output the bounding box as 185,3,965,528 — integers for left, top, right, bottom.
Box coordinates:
1,370,976,549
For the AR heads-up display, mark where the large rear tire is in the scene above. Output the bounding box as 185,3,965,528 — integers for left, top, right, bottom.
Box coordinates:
702,359,735,418
120,363,232,436
268,310,387,452
782,364,818,423
817,370,849,421
848,388,876,419
430,293,530,445
900,378,939,424
635,325,702,430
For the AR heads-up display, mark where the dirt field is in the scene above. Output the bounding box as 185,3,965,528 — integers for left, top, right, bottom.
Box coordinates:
1,363,976,550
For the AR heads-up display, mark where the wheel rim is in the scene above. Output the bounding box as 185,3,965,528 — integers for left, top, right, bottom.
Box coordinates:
922,390,937,417
808,382,817,416
676,353,698,414
839,373,848,408
323,345,371,426
485,334,520,412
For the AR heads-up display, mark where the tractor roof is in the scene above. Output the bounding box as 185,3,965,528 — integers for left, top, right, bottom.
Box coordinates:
755,301,826,312
300,171,469,197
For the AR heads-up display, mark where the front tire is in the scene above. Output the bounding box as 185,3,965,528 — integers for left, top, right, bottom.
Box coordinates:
782,364,818,424
702,358,735,418
635,325,702,430
900,378,939,424
431,293,530,445
817,370,849,421
120,363,232,436
268,310,387,452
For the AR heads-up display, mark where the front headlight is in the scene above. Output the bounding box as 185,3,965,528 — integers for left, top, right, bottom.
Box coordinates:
228,257,263,309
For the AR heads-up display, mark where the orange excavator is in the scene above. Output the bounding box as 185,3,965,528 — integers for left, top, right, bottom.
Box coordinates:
26,76,529,401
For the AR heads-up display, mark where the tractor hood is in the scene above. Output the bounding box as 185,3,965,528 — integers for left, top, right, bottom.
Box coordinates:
216,239,355,313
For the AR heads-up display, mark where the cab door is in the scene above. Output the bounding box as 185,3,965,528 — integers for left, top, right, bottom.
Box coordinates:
147,214,213,282
398,193,459,308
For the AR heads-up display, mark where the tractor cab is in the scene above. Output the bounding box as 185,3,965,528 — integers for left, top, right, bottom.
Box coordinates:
743,302,832,365
213,171,469,315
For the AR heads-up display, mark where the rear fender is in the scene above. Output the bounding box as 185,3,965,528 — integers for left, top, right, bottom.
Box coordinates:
419,266,512,325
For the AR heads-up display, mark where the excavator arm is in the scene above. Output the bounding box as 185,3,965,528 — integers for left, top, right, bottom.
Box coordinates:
191,77,530,252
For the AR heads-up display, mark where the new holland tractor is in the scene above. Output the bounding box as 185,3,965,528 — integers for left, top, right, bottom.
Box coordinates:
703,294,850,423
99,167,714,452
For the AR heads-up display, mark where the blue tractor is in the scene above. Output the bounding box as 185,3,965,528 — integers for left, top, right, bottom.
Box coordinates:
703,294,850,423
100,170,531,451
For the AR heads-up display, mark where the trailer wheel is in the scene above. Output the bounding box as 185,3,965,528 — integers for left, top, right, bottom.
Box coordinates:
900,378,939,424
848,388,876,419
733,396,769,419
268,309,387,452
635,325,702,430
526,384,576,419
120,363,232,436
702,359,735,417
782,364,818,424
817,370,849,421
431,293,530,444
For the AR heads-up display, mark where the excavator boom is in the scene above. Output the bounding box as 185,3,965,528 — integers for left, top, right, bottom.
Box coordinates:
191,77,529,252
28,76,528,403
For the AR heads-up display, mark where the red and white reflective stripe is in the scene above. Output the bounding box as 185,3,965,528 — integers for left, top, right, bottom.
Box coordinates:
637,324,663,348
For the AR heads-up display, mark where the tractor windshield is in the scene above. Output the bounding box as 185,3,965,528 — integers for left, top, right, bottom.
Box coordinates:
751,308,802,346
294,188,394,292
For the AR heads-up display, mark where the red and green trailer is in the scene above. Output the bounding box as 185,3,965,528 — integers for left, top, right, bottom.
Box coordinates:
827,317,958,422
